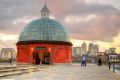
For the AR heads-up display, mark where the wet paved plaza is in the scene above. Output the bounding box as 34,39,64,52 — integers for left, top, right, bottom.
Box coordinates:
0,63,120,80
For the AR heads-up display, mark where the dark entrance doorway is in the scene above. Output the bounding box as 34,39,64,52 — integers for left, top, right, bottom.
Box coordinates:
33,52,51,65
33,52,40,65
43,52,51,65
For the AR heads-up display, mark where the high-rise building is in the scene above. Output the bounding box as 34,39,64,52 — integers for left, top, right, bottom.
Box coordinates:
72,47,77,56
76,47,82,56
72,47,83,56
105,50,110,54
82,42,87,55
94,44,99,56
88,43,94,56
109,48,116,54
88,43,99,56
0,48,16,59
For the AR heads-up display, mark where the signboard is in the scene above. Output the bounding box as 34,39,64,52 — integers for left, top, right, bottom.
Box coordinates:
36,47,46,51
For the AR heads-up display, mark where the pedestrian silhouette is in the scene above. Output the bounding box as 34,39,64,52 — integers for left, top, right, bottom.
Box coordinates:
81,55,86,66
98,58,102,66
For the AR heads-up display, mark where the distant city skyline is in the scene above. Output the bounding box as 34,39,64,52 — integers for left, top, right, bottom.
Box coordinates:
0,0,120,53
72,42,99,56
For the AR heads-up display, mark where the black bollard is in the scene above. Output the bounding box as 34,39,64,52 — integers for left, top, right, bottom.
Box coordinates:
113,63,115,73
109,62,111,69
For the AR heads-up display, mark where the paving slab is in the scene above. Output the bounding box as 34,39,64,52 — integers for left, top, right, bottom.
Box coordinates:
0,64,119,80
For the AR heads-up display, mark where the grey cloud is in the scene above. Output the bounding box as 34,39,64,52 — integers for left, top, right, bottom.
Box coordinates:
0,0,41,34
0,0,120,42
47,0,120,42
65,14,120,42
48,0,120,19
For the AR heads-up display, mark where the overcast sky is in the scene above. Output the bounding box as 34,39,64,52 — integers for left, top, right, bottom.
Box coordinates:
0,0,120,52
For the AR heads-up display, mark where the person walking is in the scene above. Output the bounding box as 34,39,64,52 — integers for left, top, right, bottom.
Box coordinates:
98,58,102,66
9,58,12,66
81,55,86,66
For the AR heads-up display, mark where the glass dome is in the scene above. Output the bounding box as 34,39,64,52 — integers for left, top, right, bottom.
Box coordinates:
19,18,68,42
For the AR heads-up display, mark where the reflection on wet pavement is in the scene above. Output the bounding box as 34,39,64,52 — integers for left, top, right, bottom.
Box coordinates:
0,64,119,80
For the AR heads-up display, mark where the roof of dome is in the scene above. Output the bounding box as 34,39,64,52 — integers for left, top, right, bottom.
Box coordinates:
19,18,68,42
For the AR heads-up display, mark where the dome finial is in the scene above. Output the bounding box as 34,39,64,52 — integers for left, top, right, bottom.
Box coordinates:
41,0,49,18
45,0,47,6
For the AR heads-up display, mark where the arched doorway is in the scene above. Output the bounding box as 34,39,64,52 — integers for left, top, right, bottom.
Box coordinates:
33,52,40,65
33,52,51,65
43,52,51,64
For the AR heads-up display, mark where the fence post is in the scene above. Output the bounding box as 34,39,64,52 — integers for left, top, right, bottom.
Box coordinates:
109,62,111,69
113,63,115,73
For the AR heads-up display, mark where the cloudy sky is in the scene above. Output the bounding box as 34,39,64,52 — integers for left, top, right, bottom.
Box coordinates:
0,0,120,52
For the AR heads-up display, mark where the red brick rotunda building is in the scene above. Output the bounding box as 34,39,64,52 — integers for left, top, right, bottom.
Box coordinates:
16,4,72,64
